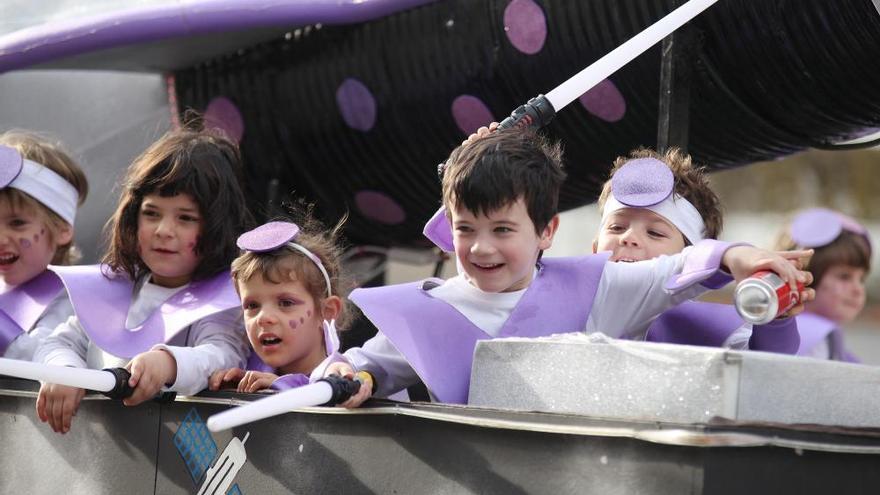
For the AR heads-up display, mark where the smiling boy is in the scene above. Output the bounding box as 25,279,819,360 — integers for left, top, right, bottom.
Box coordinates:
328,130,811,406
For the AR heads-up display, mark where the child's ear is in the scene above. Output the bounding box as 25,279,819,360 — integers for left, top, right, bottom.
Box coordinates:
54,224,74,247
321,295,343,321
538,215,560,251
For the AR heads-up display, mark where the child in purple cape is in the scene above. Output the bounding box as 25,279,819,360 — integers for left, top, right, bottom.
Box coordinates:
775,208,871,361
0,131,88,360
324,129,812,407
593,148,812,352
35,127,252,434
208,218,349,393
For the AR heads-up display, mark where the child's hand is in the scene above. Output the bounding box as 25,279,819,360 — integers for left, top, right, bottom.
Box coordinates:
235,371,279,393
124,349,177,406
208,367,246,391
36,382,86,434
324,362,372,408
723,246,814,294
461,121,500,146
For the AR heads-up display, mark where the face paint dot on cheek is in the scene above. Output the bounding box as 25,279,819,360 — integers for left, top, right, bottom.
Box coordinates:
307,310,312,318
289,320,298,329
299,316,304,325
19,238,31,248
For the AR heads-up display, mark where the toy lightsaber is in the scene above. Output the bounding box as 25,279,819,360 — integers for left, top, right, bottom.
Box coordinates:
498,0,720,130
207,373,371,432
0,357,133,399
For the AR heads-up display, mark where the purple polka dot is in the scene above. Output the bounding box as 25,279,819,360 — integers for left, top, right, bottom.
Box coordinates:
307,310,312,317
579,79,627,122
336,78,377,132
19,238,31,248
299,317,305,324
355,190,406,225
33,233,39,242
503,0,547,55
451,95,494,136
289,319,298,330
204,97,245,143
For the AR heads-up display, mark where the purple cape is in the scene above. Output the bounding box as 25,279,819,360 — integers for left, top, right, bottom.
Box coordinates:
0,270,64,353
50,265,240,358
350,254,610,404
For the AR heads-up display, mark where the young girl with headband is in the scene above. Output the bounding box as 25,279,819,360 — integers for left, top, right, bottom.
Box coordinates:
593,148,813,352
775,208,871,361
35,127,252,434
208,219,350,393
0,131,88,360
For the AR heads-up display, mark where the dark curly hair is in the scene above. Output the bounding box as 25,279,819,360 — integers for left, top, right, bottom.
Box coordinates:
102,126,253,281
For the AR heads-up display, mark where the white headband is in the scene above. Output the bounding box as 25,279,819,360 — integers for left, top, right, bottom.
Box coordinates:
602,193,706,244
9,159,79,225
285,242,332,298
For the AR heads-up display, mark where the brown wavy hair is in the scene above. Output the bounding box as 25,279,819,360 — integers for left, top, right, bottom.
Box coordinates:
597,147,723,241
103,126,253,281
0,130,89,264
231,209,352,329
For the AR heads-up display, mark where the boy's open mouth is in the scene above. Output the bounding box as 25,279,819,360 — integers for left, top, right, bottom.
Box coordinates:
0,254,19,265
260,336,283,346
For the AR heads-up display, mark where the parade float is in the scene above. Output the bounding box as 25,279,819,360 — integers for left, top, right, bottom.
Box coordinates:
2,0,880,493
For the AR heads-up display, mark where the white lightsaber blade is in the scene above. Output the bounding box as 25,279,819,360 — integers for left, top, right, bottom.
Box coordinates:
545,0,719,111
0,357,116,392
207,381,334,432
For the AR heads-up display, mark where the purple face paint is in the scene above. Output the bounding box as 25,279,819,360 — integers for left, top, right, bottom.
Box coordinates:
299,316,305,325
307,309,312,318
19,238,31,248
33,233,39,242
40,228,45,235
289,319,299,330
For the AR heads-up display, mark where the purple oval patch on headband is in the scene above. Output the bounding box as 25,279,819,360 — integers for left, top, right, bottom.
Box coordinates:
790,207,870,249
0,145,24,188
237,221,300,252
611,157,674,207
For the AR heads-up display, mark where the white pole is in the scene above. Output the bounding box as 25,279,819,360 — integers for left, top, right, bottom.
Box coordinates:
207,381,334,432
545,0,720,111
0,357,116,392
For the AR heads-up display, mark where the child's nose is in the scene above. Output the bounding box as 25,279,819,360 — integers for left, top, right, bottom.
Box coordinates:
154,218,175,237
470,237,495,255
620,229,641,246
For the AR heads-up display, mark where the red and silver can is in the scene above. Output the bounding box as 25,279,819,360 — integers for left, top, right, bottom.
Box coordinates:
734,270,804,325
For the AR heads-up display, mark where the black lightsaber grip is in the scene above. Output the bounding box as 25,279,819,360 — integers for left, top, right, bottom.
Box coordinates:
101,367,135,400
497,94,557,130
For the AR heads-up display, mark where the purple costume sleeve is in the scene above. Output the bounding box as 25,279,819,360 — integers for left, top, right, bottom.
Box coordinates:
665,240,745,292
748,317,800,354
270,373,310,391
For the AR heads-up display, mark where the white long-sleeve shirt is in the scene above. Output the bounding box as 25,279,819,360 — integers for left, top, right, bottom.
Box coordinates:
35,276,248,396
347,248,716,398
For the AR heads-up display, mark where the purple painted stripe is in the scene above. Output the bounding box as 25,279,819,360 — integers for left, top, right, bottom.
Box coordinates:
0,0,438,73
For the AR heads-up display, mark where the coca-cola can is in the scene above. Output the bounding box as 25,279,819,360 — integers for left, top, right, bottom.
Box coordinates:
734,270,804,325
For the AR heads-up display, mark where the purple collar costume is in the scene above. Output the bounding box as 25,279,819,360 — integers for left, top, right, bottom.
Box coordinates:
49,265,240,359
0,270,64,354
349,254,609,405
237,222,346,391
645,300,800,354
795,312,858,362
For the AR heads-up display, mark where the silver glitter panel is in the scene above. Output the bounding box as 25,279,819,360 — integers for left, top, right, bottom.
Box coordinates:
469,334,880,428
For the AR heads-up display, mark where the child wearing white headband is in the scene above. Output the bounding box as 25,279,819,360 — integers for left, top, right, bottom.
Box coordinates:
0,131,88,361
594,147,812,352
208,216,351,393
